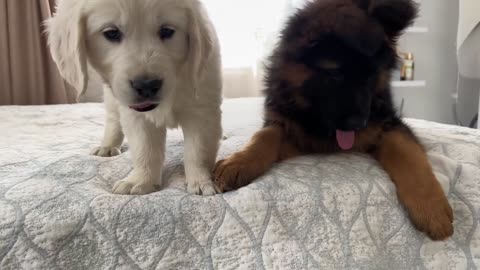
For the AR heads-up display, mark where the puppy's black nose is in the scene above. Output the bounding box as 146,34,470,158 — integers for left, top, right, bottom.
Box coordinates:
130,78,163,98
342,116,368,131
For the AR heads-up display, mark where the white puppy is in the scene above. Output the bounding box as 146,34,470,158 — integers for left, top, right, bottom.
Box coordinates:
47,0,222,195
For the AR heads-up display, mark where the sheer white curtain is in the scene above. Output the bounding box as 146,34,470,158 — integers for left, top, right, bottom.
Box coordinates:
202,0,306,97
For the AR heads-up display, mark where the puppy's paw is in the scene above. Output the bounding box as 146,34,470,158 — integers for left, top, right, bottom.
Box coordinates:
91,146,121,157
112,177,156,195
213,154,257,192
187,180,219,196
405,195,454,240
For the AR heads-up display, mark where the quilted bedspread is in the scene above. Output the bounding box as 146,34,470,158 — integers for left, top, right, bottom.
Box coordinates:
0,97,479,270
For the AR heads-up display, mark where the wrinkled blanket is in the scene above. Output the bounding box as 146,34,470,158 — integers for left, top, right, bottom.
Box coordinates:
1,98,479,269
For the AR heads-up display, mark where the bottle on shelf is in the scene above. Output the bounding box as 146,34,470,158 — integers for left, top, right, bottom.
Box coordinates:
400,52,415,81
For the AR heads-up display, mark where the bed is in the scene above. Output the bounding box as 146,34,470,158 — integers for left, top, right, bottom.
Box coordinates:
0,97,479,269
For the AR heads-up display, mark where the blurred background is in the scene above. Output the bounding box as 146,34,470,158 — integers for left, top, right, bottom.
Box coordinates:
0,0,478,128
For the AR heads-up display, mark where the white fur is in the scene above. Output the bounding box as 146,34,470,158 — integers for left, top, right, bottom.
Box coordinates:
47,0,222,195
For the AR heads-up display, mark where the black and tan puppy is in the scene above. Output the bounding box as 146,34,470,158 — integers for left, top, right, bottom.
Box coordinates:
214,0,453,240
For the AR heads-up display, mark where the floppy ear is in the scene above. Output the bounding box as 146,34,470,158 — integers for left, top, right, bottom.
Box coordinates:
185,2,215,95
336,10,384,56
46,0,88,100
369,0,418,38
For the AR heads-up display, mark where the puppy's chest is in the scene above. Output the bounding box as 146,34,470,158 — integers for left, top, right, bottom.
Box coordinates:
266,109,336,153
286,126,338,154
145,111,179,129
165,116,179,129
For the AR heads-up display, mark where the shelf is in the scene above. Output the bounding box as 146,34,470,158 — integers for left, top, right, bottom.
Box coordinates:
405,26,429,33
392,80,426,88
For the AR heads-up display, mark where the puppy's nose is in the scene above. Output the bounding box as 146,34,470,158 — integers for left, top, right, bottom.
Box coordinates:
342,116,368,131
130,78,163,98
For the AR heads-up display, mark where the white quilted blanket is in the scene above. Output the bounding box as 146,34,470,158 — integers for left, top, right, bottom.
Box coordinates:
0,97,479,269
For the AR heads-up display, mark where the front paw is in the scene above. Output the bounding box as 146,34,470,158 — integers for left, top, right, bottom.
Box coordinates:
213,154,257,192
91,146,121,157
112,176,157,195
187,180,219,196
405,195,454,240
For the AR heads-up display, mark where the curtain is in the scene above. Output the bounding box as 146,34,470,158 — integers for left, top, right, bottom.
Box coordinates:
0,0,75,105
203,0,306,98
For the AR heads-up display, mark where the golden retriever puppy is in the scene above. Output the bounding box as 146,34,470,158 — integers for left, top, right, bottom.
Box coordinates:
47,0,222,195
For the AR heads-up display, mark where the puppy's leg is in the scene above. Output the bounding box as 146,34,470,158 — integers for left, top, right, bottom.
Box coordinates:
373,125,453,240
213,125,300,192
91,86,124,157
112,111,166,195
181,109,222,195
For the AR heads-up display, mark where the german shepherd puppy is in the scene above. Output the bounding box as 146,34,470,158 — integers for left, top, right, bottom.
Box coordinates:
213,0,453,240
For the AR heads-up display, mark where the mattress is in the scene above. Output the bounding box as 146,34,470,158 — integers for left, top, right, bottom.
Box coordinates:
0,97,479,269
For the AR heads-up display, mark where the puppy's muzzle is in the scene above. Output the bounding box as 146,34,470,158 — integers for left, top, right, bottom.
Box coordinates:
130,77,163,99
128,77,163,112
341,115,368,131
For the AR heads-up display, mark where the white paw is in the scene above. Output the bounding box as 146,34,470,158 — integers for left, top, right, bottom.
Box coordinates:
91,146,121,157
187,180,219,196
112,177,156,195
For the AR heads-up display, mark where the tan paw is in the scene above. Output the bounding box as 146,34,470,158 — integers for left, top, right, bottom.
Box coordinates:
405,195,454,240
213,154,258,192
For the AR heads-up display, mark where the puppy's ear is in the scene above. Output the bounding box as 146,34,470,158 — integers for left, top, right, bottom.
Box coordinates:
336,11,384,56
185,2,215,95
46,0,88,100
369,0,418,38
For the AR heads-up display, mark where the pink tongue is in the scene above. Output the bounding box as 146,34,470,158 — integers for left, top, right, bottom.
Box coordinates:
129,102,153,110
336,130,355,150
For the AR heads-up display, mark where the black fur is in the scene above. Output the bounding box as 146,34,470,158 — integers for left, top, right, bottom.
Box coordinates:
263,0,418,139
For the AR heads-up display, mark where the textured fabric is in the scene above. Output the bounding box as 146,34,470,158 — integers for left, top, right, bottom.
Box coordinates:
0,98,479,269
0,0,75,105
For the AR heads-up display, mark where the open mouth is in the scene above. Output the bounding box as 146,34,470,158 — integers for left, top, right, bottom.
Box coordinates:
128,102,158,112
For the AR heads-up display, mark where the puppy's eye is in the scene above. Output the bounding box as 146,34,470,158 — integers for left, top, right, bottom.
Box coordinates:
103,27,123,43
159,26,175,40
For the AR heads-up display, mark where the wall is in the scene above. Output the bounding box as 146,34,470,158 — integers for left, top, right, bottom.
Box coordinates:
395,0,479,125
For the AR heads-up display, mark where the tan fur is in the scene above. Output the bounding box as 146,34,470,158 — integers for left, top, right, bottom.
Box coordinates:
281,63,313,88
214,126,296,191
375,130,454,239
376,69,391,93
